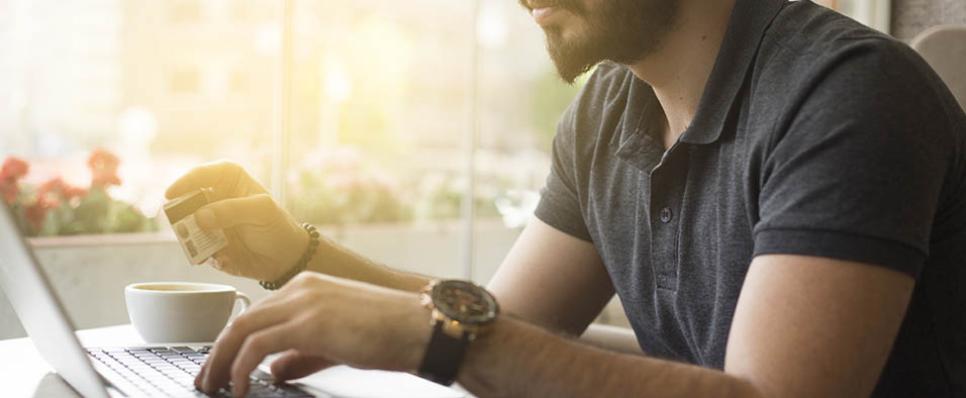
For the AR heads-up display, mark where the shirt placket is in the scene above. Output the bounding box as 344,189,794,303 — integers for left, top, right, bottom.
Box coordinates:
648,145,688,291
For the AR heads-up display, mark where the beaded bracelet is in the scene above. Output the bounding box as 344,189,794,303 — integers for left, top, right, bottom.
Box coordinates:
259,223,321,290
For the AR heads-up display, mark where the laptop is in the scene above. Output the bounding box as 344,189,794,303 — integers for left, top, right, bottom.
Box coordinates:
0,203,462,398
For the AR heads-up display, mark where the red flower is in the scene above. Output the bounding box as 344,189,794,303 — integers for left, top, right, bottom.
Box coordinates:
0,156,29,204
88,148,122,188
1,156,29,182
63,185,88,200
37,177,87,201
25,195,59,231
38,177,66,197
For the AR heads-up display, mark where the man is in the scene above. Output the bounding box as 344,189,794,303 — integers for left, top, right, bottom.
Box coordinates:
169,0,966,396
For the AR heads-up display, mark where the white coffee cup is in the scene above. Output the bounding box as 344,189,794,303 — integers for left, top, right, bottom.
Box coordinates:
125,282,250,343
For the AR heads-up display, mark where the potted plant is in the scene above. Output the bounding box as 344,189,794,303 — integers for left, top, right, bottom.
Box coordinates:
1,149,157,237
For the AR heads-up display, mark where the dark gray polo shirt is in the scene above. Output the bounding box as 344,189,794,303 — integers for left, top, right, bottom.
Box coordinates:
534,0,966,395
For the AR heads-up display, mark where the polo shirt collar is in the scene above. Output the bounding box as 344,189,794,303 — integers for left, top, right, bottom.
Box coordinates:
679,0,786,144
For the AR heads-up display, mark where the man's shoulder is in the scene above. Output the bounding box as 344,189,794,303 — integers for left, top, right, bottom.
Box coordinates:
746,2,965,190
751,1,962,134
764,1,899,55
757,1,935,94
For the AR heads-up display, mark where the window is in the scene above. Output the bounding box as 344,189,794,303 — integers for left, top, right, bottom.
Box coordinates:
0,0,581,281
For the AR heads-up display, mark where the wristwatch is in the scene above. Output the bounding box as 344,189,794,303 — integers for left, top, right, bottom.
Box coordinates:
418,279,500,386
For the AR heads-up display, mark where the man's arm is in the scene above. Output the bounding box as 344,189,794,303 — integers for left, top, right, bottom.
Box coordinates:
166,161,616,323
307,217,617,326
171,161,626,347
194,254,911,397
457,255,913,397
304,236,429,292
314,217,638,352
488,218,615,335
488,217,643,353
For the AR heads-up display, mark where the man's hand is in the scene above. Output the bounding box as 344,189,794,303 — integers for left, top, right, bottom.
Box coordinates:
194,272,431,397
165,161,309,281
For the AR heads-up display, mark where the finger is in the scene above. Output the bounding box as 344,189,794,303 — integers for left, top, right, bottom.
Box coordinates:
165,161,236,200
195,194,278,230
194,360,207,390
229,323,301,397
270,351,333,382
198,295,303,392
207,252,231,271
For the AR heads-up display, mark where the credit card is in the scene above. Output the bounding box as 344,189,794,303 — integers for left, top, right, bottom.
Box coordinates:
163,189,229,265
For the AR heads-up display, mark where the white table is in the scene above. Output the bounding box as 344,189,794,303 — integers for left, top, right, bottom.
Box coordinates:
0,325,464,398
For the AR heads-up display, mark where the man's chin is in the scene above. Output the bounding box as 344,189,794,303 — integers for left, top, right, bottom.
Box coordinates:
548,50,600,84
545,32,603,84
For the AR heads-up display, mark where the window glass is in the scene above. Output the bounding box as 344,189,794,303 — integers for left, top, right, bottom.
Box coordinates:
1,0,279,236
287,0,470,224
0,0,584,282
282,0,478,278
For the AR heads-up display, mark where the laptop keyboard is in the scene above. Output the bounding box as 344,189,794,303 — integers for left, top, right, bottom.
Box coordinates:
86,346,312,397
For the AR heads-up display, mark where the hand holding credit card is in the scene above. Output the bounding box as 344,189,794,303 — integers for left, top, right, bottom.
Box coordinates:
164,162,312,280
164,189,228,264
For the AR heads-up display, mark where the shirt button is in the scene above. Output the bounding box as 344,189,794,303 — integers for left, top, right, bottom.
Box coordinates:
659,207,673,223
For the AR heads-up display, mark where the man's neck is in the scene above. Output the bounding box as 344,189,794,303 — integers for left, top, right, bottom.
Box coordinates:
626,0,737,149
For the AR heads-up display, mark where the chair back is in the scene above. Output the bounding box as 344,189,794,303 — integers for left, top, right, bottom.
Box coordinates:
912,25,966,112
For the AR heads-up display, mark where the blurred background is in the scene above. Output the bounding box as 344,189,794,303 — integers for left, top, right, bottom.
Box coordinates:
0,0,582,339
0,0,574,232
1,0,959,339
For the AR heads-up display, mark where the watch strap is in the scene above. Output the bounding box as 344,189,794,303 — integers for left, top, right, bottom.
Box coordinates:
418,320,470,386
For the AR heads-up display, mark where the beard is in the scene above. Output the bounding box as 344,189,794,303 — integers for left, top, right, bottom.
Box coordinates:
527,0,679,84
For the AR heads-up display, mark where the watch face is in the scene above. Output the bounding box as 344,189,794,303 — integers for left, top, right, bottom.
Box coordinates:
431,280,499,325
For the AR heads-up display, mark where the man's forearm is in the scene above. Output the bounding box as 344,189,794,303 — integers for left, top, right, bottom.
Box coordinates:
307,237,428,292
459,316,760,398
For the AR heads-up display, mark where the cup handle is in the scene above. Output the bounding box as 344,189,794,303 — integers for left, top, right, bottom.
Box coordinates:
234,292,251,316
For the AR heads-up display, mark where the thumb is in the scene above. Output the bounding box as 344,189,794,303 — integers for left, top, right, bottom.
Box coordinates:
195,194,278,230
270,351,333,381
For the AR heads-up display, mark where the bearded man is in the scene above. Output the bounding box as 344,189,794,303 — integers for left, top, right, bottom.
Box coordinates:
174,0,966,396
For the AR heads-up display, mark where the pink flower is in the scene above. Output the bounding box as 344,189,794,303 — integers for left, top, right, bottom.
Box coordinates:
88,148,122,188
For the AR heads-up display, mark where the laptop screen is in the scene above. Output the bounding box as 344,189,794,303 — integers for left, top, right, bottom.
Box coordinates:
0,203,110,398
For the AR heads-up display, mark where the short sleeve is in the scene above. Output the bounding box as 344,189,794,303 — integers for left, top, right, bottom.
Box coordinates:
534,93,593,242
752,40,955,278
